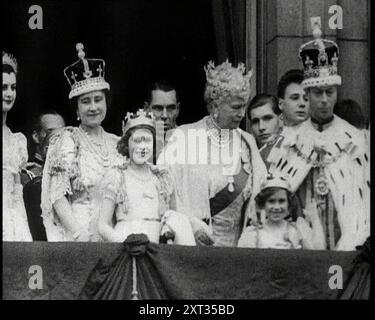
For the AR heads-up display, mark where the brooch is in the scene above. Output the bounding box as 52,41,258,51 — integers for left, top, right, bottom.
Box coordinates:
315,174,329,196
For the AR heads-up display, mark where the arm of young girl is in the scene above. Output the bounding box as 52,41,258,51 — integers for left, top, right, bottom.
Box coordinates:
98,198,123,242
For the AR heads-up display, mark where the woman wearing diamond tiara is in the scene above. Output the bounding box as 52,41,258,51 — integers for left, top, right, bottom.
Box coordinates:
158,60,267,247
41,43,124,241
98,109,196,245
3,51,32,241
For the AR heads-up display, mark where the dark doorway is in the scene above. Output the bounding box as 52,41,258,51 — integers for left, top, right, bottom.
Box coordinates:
3,0,217,136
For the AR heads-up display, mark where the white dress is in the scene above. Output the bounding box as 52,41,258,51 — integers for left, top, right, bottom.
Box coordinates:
3,126,32,241
101,165,196,245
41,126,124,241
115,169,161,243
238,222,302,249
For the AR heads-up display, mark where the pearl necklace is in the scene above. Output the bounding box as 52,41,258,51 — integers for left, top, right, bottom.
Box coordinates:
78,126,111,165
206,116,231,148
206,116,240,192
80,125,105,146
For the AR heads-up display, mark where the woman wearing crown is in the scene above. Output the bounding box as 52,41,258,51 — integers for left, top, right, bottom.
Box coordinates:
158,60,267,247
98,109,196,245
3,52,32,241
41,43,124,241
238,174,325,249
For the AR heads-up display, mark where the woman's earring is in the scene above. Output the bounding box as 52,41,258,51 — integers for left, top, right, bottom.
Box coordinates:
77,116,80,121
213,112,218,119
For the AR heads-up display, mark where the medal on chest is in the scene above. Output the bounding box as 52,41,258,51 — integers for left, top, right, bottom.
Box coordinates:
315,174,329,196
314,150,330,196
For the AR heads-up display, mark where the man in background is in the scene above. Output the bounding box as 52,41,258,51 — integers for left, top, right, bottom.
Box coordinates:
277,69,309,128
23,109,65,182
22,110,65,240
144,80,181,158
248,94,281,149
24,128,63,241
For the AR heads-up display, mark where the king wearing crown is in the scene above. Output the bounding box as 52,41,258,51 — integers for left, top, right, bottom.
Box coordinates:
266,19,370,251
98,108,196,245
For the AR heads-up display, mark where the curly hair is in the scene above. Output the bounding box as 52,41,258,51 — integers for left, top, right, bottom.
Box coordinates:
117,125,156,164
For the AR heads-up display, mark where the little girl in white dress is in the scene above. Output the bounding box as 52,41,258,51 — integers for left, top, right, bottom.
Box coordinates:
99,109,195,245
238,175,325,250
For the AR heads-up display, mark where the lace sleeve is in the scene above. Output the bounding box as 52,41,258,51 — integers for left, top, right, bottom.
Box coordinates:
102,167,129,219
14,132,28,171
41,128,77,220
101,167,125,204
155,167,176,210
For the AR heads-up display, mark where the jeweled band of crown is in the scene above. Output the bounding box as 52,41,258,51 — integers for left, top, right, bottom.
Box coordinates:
259,173,292,193
204,59,253,103
63,43,110,99
298,18,341,89
122,109,156,136
3,51,18,74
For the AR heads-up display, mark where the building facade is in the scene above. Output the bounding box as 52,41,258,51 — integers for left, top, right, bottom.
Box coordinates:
247,0,370,124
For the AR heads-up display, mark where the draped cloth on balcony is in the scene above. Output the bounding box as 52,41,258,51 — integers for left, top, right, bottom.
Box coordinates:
2,235,368,300
78,233,363,299
339,237,371,300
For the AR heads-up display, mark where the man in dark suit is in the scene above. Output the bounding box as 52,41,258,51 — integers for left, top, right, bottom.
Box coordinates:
23,127,63,241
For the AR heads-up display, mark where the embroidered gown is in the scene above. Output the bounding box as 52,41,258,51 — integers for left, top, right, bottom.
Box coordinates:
206,132,254,247
158,116,267,247
3,127,32,241
41,126,124,241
